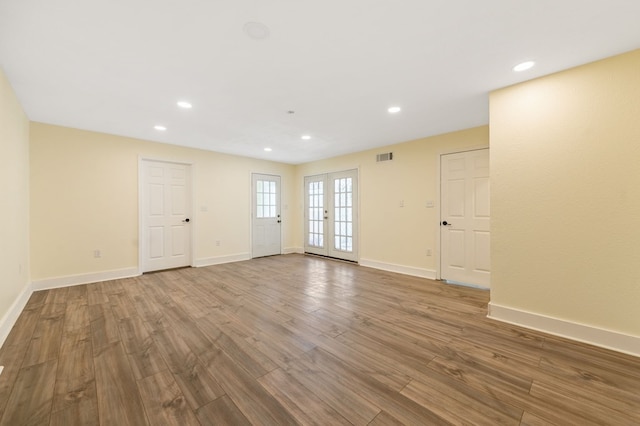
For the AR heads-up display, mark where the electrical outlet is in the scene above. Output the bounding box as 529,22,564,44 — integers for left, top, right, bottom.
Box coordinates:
94,250,101,258
215,240,221,247
426,248,432,256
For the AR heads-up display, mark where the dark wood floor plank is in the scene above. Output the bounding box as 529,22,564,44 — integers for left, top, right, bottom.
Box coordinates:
295,347,453,426
93,342,148,426
22,304,65,367
195,395,251,426
0,342,30,420
0,307,41,349
202,345,299,425
0,358,57,426
118,315,167,380
257,367,351,425
137,370,200,426
0,254,637,425
89,304,121,353
52,345,96,415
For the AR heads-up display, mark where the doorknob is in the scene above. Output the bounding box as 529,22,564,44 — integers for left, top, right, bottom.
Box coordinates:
441,220,451,226
182,218,190,223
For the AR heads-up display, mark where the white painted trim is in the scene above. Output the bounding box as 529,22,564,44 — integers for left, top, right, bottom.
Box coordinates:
283,247,304,254
32,268,140,291
0,282,33,348
359,258,437,280
194,253,252,268
488,302,640,358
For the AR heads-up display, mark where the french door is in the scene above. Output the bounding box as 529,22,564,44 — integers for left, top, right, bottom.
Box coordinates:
440,149,490,288
304,169,358,262
252,173,281,258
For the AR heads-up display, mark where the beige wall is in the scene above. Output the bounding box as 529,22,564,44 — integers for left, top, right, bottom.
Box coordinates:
30,123,296,281
490,49,640,337
0,69,30,324
295,126,489,274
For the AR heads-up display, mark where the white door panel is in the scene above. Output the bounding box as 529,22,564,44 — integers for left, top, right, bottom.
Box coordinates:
440,149,490,288
252,174,281,257
141,160,192,272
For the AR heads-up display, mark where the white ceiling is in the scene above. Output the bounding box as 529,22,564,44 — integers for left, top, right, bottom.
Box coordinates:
1,1,639,164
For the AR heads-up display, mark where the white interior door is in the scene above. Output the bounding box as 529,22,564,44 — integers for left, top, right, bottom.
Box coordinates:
141,160,192,273
304,169,358,262
252,173,281,258
440,149,490,288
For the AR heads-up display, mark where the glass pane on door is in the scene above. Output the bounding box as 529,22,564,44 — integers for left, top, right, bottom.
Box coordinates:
333,177,353,252
308,180,324,247
256,179,277,218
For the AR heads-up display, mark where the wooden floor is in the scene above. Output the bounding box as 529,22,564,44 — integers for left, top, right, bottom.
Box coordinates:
0,255,638,425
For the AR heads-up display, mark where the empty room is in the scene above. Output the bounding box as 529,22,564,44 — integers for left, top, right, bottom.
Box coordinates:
1,1,639,425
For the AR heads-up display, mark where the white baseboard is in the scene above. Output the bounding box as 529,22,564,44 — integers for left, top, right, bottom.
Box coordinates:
194,253,251,268
32,267,140,291
488,302,640,358
359,258,437,280
283,247,304,255
0,282,33,348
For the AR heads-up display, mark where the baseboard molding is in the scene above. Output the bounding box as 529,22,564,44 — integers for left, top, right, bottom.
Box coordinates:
0,282,33,348
488,302,640,358
359,258,437,280
194,253,251,268
283,247,304,255
32,267,140,291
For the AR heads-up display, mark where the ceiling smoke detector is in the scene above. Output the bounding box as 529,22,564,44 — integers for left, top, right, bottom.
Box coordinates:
243,22,270,40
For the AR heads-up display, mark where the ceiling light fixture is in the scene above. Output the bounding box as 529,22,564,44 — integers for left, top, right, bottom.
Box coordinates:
388,106,401,114
513,61,535,72
177,101,192,109
301,135,311,140
264,147,272,152
154,125,167,131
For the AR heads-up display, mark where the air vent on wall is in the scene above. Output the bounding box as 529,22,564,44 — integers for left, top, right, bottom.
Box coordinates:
376,152,393,162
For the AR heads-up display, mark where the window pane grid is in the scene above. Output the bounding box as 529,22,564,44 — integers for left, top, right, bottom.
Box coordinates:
333,177,353,252
307,181,324,248
256,179,277,218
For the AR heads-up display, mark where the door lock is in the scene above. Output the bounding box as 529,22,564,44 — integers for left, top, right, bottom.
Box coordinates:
441,220,451,226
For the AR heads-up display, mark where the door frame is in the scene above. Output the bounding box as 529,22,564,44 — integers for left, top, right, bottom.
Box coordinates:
250,172,283,258
435,146,489,281
303,167,360,263
138,156,196,274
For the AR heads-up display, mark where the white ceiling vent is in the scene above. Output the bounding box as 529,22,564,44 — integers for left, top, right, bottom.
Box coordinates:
376,152,393,162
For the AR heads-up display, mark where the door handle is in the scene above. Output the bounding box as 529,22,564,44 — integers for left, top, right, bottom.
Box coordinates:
441,220,451,226
277,220,281,223
182,218,190,223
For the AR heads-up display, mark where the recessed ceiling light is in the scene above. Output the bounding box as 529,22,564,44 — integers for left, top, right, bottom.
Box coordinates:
154,125,167,131
301,135,311,140
513,61,535,72
388,106,401,114
264,147,272,152
177,101,192,109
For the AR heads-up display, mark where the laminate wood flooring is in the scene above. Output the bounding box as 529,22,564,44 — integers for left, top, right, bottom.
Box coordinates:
0,254,638,425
